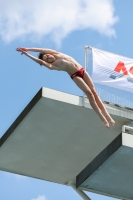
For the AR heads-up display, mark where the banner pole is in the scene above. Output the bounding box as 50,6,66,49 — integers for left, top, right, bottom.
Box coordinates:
83,46,92,106
84,46,88,71
82,46,87,106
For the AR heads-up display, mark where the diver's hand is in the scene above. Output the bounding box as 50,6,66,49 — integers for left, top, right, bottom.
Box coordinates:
16,47,27,52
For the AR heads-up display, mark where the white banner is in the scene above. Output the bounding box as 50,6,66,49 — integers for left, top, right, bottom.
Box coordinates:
92,48,133,93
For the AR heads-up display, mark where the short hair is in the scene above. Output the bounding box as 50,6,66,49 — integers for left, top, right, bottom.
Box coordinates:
38,52,46,60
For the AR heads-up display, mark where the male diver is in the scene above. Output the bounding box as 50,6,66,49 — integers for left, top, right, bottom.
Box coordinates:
16,47,115,129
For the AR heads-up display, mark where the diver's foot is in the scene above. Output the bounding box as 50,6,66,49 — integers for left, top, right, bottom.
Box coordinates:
102,120,110,129
110,118,115,126
105,115,115,127
108,117,115,126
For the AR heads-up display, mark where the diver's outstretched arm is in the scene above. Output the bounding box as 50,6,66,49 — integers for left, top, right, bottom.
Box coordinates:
16,47,58,54
19,50,53,70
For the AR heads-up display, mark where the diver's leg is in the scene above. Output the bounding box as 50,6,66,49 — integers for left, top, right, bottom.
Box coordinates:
83,71,115,126
73,76,110,129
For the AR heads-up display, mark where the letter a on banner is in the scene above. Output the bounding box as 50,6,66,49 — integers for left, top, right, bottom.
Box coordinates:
92,48,133,93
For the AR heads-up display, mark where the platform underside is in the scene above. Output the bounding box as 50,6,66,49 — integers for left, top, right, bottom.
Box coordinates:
0,87,132,199
79,145,133,200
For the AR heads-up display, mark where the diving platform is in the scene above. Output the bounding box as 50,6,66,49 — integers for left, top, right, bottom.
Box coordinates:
0,87,133,200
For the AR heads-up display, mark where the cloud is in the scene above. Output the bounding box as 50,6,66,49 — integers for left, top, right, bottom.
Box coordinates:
31,195,47,200
0,0,118,46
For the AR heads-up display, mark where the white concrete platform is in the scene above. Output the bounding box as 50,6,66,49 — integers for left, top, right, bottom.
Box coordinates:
0,87,132,188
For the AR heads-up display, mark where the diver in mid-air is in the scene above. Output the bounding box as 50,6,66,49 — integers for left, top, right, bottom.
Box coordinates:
16,47,115,129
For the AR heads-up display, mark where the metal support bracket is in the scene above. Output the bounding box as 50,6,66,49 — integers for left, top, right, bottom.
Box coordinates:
68,181,91,200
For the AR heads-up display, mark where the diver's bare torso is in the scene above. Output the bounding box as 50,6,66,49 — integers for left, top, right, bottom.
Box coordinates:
50,53,82,75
